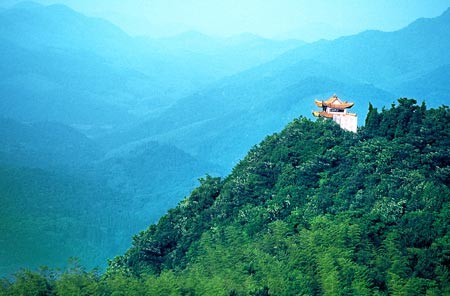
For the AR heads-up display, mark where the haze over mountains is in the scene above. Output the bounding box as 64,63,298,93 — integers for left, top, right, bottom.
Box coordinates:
1,1,450,276
0,2,304,129
103,6,450,168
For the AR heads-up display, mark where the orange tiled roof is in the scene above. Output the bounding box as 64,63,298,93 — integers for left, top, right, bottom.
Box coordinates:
314,95,354,109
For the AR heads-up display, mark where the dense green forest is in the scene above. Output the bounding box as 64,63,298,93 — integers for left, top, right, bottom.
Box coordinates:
1,99,449,295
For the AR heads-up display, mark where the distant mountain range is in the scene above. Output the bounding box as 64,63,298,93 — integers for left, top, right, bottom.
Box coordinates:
102,7,450,168
0,118,101,169
0,2,304,131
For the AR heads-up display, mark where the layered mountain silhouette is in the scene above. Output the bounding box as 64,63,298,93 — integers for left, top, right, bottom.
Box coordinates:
0,2,303,130
102,7,450,169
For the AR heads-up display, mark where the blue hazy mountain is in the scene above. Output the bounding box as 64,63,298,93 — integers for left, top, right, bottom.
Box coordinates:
0,2,130,54
0,118,102,170
0,2,305,130
101,7,450,169
391,63,450,104
0,2,167,130
271,7,450,90
94,141,223,219
151,31,305,75
0,34,140,130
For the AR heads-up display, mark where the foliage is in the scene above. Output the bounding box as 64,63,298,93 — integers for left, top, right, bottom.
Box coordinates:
2,99,449,295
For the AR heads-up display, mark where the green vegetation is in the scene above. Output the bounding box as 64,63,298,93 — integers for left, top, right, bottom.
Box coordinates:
0,165,134,275
2,99,449,295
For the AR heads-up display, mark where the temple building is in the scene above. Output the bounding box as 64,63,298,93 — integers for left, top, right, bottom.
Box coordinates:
312,94,357,133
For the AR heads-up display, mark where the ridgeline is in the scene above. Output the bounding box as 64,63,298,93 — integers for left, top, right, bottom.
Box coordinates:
2,99,449,295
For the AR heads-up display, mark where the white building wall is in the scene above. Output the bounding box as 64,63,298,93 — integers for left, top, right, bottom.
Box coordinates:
333,115,358,133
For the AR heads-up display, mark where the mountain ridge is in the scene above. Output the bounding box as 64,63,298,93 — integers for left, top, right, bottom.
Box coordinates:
0,1,308,129
105,99,450,294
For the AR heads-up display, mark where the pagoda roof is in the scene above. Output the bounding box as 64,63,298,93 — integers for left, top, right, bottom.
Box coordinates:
312,111,333,118
312,110,357,118
314,95,354,109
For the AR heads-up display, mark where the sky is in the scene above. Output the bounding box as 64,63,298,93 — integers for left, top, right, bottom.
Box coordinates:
2,0,450,41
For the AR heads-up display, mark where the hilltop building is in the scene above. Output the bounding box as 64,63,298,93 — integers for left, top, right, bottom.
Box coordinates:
313,95,357,133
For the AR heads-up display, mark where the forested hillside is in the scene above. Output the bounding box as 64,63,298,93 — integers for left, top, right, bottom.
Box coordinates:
2,99,449,295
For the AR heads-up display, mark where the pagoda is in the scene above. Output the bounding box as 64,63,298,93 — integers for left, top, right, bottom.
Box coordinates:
312,94,357,132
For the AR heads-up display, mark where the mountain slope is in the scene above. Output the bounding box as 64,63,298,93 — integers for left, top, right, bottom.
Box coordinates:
105,99,450,294
0,37,140,128
94,141,224,220
0,165,132,276
0,3,196,126
391,64,450,104
0,2,130,55
0,118,102,170
152,32,305,75
0,1,306,124
272,7,450,87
